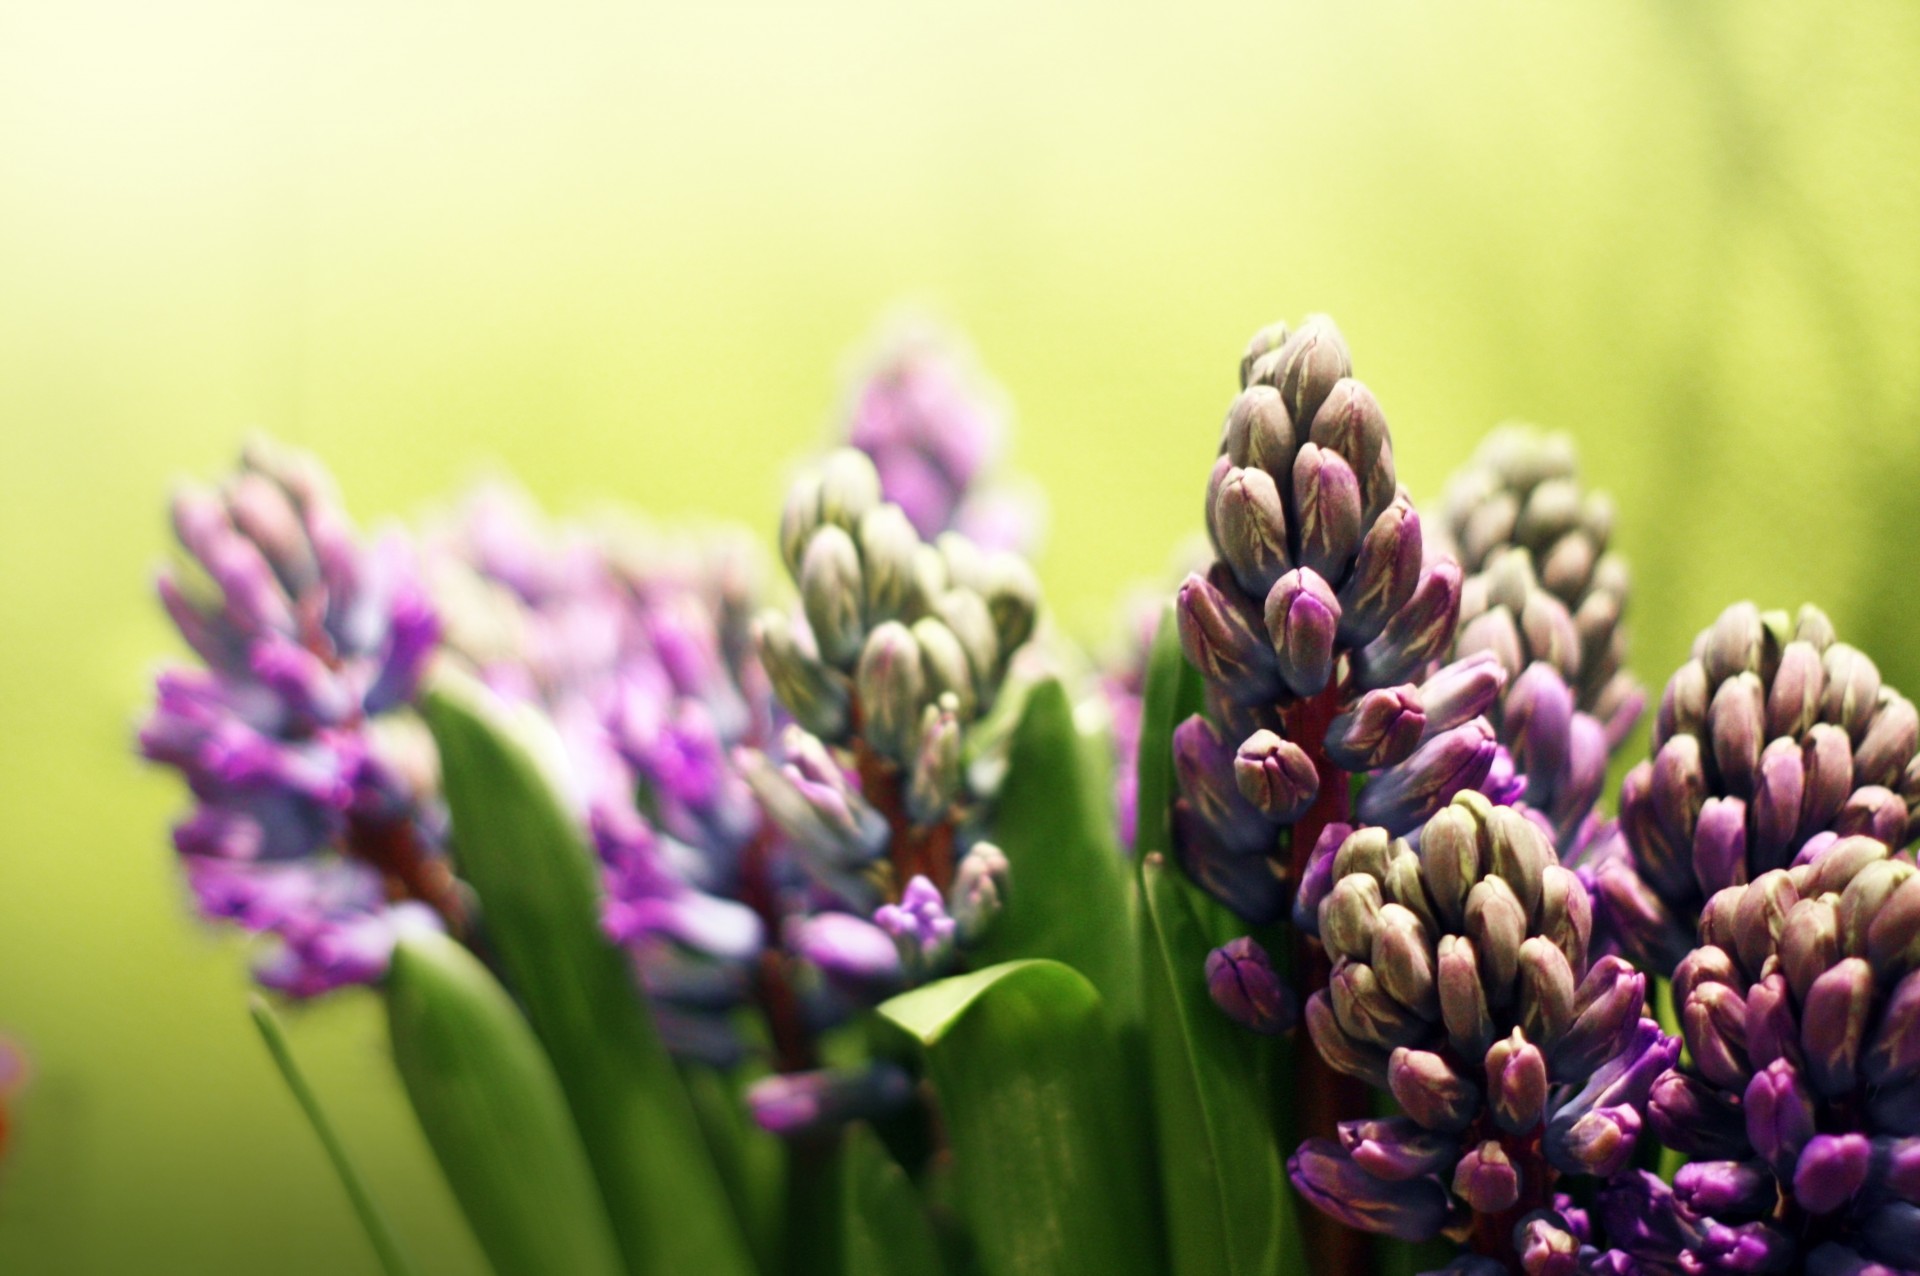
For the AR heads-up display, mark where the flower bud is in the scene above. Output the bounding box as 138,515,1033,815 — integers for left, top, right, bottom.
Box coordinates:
1486,805,1551,922
1823,644,1883,743
1733,869,1799,977
1293,443,1364,584
911,617,977,720
1710,673,1766,800
1371,903,1438,1018
1537,865,1592,974
1338,1117,1458,1182
1303,987,1390,1086
1287,1137,1453,1243
1356,718,1497,836
748,1061,912,1140
1453,1141,1521,1213
790,912,905,993
1233,729,1319,821
1466,875,1528,1008
799,525,866,667
1438,935,1495,1061
1518,936,1577,1048
1674,1158,1777,1217
816,448,884,536
1794,1133,1873,1216
1309,377,1396,523
1212,465,1293,599
1554,956,1645,1079
857,504,921,626
1326,684,1427,771
1800,723,1855,839
981,552,1040,660
1865,969,1920,1086
932,588,999,703
1178,570,1281,704
1332,958,1426,1049
755,611,852,740
1238,323,1291,391
1174,715,1275,855
1321,873,1385,963
1486,1028,1549,1133
1388,1047,1478,1133
1656,658,1711,751
1267,315,1352,432
947,843,1009,944
1702,601,1765,687
1746,1058,1816,1180
1206,936,1295,1035
1858,694,1920,790
1802,957,1874,1098
1264,567,1341,698
1352,559,1464,692
1222,384,1296,476
906,699,963,823
1419,653,1508,740
1650,1069,1750,1159
1685,980,1752,1091
855,621,927,761
1338,494,1423,646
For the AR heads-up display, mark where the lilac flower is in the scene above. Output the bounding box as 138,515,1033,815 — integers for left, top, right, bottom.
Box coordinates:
1289,792,1678,1253
140,440,448,996
1592,603,1920,974
841,319,1043,554
1642,839,1920,1271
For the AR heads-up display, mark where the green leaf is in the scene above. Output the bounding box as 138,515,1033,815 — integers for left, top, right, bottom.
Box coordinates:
842,1124,946,1276
250,998,421,1276
1133,602,1206,865
421,674,757,1276
1135,854,1298,1276
966,678,1136,1022
386,932,625,1276
680,1066,784,1276
876,960,1160,1276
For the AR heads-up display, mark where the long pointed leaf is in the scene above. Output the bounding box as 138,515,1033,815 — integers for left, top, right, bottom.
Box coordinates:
421,675,756,1276
877,960,1159,1276
250,998,421,1276
1133,602,1205,865
842,1123,945,1276
1137,854,1296,1276
387,932,624,1276
966,678,1136,1022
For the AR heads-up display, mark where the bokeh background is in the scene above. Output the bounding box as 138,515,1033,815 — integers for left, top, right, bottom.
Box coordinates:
3,2,1919,1270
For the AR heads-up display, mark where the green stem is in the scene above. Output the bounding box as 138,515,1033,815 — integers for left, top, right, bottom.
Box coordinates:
249,998,421,1276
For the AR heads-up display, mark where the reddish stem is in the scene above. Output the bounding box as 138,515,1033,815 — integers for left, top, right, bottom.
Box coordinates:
1465,1120,1551,1274
737,823,819,1074
1279,683,1374,1276
350,812,468,935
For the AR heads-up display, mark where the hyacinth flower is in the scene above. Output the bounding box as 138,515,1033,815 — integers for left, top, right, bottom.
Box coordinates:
139,439,448,997
742,446,1037,1134
1432,427,1645,856
1175,314,1514,927
1283,791,1677,1264
1583,602,1920,974
1622,835,1920,1272
841,318,1044,554
424,486,782,1068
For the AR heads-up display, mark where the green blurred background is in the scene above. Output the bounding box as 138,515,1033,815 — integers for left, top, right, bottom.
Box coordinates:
3,1,1919,1270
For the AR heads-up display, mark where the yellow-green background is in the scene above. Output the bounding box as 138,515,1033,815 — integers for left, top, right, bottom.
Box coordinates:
3,2,1919,1271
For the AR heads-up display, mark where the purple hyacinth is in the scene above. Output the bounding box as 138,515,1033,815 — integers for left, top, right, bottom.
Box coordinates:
1432,428,1644,860
140,439,448,997
741,446,1040,1129
1589,603,1920,974
1640,837,1920,1272
1288,791,1678,1261
1173,315,1504,933
841,319,1043,554
427,486,786,1068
